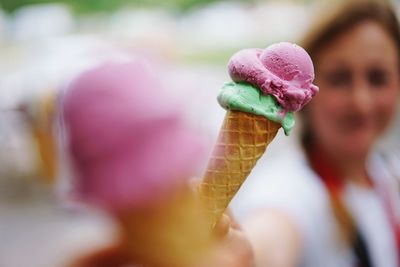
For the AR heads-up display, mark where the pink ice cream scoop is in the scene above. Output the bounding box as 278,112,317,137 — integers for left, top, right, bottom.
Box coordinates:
228,42,318,112
62,61,204,212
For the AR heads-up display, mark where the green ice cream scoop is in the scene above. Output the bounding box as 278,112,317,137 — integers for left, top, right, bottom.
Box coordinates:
217,81,295,135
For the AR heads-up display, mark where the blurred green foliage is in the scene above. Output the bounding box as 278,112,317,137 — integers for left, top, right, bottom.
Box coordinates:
0,0,243,13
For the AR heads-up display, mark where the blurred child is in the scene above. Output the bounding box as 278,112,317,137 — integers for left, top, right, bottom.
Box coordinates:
62,61,254,267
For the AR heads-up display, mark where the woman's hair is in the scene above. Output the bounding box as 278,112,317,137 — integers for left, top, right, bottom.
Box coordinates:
302,0,400,66
299,0,400,243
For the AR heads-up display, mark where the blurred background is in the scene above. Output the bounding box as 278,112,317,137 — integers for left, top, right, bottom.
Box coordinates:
0,1,399,266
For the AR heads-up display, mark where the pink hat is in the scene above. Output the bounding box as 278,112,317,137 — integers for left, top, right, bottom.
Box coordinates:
63,61,204,212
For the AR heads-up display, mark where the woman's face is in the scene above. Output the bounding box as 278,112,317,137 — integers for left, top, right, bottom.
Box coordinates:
309,20,400,158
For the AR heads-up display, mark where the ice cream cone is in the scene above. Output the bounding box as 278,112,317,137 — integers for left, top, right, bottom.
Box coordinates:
20,91,57,184
199,43,319,228
199,110,280,227
33,92,57,184
63,61,216,267
120,185,213,267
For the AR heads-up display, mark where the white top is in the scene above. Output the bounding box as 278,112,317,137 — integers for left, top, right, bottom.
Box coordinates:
231,143,400,267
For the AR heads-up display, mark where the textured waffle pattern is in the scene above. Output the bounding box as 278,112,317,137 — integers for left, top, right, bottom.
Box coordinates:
199,110,280,227
124,188,213,267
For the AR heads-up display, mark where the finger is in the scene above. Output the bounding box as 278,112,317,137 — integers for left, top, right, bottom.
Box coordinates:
213,213,231,238
224,209,241,230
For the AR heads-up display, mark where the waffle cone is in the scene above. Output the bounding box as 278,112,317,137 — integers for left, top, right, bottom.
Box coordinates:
32,92,57,184
199,110,280,227
120,186,213,267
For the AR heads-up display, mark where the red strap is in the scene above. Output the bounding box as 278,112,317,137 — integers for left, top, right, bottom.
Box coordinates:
378,183,400,264
308,146,400,265
307,145,344,196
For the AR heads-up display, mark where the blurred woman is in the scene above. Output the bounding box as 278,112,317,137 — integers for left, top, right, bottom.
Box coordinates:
233,0,400,266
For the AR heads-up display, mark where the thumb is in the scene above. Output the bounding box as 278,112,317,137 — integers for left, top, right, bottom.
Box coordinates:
213,213,231,238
